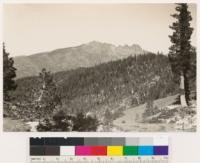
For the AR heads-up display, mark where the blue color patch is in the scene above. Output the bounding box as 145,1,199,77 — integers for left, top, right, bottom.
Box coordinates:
138,146,153,155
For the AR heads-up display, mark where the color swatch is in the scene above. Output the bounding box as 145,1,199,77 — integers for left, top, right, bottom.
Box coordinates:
123,146,138,155
107,146,123,156
30,137,168,156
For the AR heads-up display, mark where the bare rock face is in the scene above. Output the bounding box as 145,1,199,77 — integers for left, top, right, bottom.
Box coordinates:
14,41,146,78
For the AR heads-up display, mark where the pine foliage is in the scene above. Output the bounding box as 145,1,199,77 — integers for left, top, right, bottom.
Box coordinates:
3,43,17,101
168,3,194,102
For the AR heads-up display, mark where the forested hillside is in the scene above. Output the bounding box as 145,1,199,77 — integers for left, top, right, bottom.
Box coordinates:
7,53,180,121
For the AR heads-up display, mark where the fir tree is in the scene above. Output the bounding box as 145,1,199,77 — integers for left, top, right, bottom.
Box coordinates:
168,3,193,105
3,43,17,101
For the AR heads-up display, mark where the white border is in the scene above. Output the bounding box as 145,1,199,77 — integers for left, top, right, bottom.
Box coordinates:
0,1,199,163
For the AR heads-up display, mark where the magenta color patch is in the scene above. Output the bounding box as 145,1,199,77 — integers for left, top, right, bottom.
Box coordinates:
75,146,92,156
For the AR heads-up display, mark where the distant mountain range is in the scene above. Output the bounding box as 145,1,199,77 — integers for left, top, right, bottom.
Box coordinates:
14,41,147,78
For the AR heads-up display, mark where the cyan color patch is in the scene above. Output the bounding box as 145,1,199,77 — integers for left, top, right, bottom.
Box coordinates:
138,146,153,155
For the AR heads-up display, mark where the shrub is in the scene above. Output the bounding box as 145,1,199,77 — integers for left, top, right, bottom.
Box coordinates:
72,112,99,131
143,100,159,118
37,110,99,132
37,109,73,131
37,118,54,131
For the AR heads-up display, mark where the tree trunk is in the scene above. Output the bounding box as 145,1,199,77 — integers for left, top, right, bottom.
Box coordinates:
180,73,188,107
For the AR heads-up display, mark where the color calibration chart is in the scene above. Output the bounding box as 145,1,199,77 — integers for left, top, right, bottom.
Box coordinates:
29,137,169,163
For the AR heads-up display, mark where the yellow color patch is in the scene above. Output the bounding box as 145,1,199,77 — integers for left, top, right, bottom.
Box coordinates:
107,146,123,156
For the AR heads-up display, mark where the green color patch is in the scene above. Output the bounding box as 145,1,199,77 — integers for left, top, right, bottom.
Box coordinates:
123,146,138,155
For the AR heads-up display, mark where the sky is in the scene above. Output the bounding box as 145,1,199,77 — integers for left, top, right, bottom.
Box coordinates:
3,4,197,57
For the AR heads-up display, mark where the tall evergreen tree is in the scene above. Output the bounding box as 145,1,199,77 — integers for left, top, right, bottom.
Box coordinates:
36,68,61,118
3,43,17,101
168,3,193,105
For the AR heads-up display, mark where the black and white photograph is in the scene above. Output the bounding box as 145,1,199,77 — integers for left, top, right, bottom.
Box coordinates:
3,3,196,132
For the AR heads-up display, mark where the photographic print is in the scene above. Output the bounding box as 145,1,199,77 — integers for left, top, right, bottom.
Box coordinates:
3,3,196,132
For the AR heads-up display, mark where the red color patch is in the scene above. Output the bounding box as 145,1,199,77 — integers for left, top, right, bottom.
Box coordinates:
91,146,107,155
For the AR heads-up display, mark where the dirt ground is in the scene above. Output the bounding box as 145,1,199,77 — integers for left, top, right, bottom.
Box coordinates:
3,118,30,132
113,95,181,132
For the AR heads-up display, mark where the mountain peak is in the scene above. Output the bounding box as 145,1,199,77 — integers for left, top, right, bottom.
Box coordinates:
88,40,102,45
14,41,146,78
86,41,113,47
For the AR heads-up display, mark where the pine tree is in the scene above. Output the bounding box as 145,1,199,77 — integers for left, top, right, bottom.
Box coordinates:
36,68,61,118
168,3,193,106
3,43,17,101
